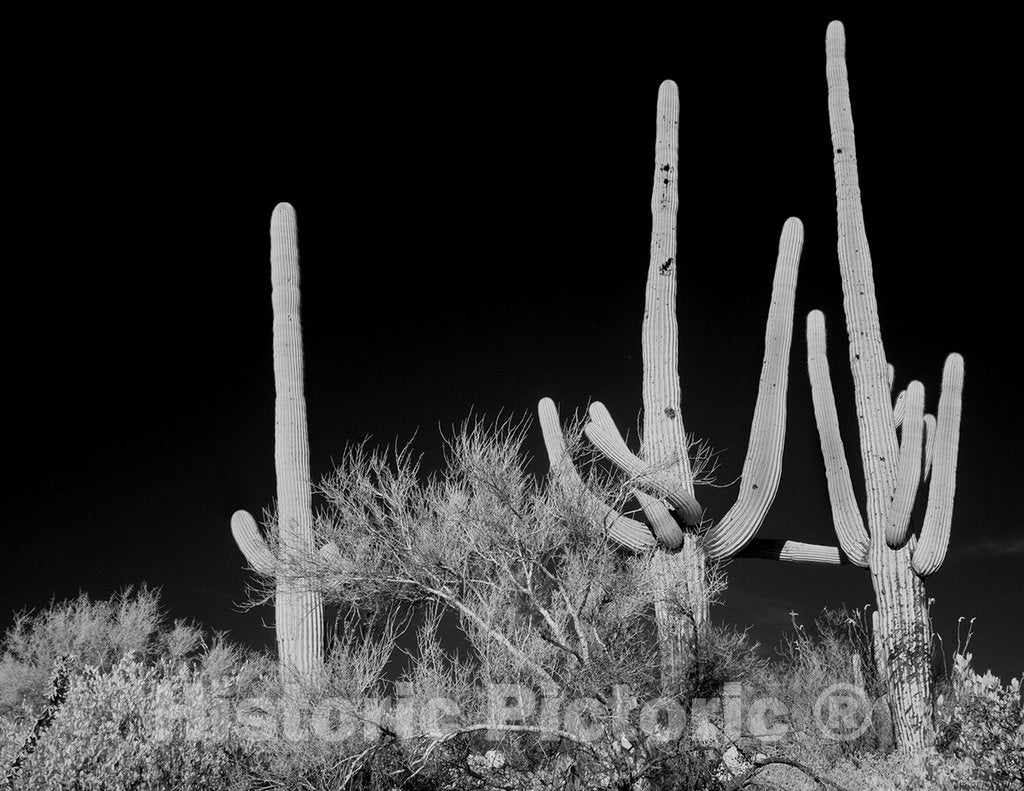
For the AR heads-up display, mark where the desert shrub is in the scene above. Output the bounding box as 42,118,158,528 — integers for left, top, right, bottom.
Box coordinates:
0,588,277,790
932,649,1023,790
745,607,887,767
248,419,784,790
4,652,264,791
735,612,1023,790
0,586,205,718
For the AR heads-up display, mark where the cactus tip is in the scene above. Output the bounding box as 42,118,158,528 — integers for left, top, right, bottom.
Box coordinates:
657,80,679,110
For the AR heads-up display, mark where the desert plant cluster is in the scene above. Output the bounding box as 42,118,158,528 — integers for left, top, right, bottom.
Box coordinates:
3,19,1021,791
1,587,1020,788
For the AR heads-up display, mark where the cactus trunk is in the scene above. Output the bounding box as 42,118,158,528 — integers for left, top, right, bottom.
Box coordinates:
642,80,695,507
871,543,933,751
270,203,324,683
650,536,708,690
642,82,708,686
645,80,706,665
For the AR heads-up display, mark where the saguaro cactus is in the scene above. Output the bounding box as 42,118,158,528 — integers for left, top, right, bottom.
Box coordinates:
805,22,965,753
540,81,845,688
231,203,325,683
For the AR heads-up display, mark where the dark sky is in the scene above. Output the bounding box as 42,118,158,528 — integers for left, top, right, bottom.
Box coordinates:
4,13,1019,681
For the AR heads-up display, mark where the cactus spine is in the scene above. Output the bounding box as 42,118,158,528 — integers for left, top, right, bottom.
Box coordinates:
806,22,965,753
540,81,846,688
231,203,324,683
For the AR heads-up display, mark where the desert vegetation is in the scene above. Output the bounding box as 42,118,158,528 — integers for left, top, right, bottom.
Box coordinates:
1,542,1020,788
3,18,1021,791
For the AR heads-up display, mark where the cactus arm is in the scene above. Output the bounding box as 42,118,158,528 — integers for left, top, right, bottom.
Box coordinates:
585,402,701,524
921,413,936,481
805,310,871,566
640,80,693,491
885,381,924,548
893,389,907,429
634,490,684,549
700,218,803,561
602,511,659,552
231,510,277,575
537,397,584,487
538,398,657,551
537,397,584,485
888,364,895,393
735,538,846,565
912,354,965,576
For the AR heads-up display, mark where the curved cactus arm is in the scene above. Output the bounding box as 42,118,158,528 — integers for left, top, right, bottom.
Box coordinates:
912,354,965,576
587,402,687,545
231,510,277,575
885,381,924,548
604,513,659,552
701,217,803,561
735,538,846,565
634,490,684,549
921,413,937,481
538,397,586,487
805,310,870,566
893,389,907,429
538,398,657,551
585,402,701,524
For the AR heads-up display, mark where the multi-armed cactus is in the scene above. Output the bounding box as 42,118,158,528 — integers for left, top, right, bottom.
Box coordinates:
231,203,325,683
803,22,964,753
540,80,847,687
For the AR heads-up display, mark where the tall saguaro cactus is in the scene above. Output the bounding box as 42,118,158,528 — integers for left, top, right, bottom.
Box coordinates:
805,22,965,753
540,81,846,688
231,203,325,683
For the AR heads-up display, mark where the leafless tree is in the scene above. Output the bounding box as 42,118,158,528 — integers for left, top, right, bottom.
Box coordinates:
254,416,764,789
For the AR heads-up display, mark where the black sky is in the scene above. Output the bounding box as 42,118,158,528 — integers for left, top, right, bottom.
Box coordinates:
3,13,1019,680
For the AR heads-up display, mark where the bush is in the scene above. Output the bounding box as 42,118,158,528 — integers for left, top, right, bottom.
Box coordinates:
745,608,887,763
0,589,274,790
3,426,1018,790
933,650,1023,789
0,586,205,718
4,655,246,790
